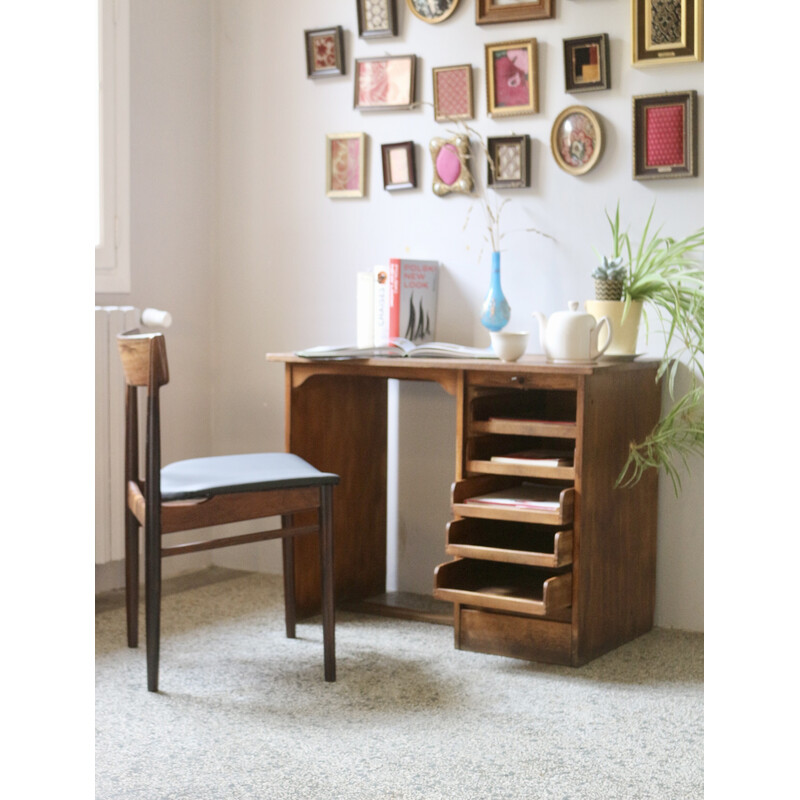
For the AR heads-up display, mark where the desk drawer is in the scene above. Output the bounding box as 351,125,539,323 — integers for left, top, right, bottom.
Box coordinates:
457,606,573,664
452,475,574,526
446,518,572,568
434,559,572,619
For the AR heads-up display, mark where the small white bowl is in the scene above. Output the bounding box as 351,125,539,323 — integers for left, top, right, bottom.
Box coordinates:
490,331,529,362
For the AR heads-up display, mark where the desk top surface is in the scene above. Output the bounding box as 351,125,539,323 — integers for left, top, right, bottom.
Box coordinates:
266,353,660,375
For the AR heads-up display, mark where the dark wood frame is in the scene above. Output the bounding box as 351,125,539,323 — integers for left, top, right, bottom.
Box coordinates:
632,0,703,66
354,54,417,111
356,0,398,39
487,135,530,189
633,90,698,180
304,26,345,79
564,34,610,93
476,0,554,25
432,64,474,122
381,141,417,190
485,38,539,118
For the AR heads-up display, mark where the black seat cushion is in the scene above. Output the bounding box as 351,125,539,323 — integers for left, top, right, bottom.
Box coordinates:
160,453,339,501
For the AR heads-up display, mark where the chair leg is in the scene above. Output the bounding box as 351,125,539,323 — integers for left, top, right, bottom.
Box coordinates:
319,485,336,682
124,509,140,648
144,513,161,693
281,515,296,639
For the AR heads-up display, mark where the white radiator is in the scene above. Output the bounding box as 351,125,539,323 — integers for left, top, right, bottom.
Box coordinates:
95,306,172,565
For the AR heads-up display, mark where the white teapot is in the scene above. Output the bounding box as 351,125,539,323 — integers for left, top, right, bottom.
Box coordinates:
532,301,612,364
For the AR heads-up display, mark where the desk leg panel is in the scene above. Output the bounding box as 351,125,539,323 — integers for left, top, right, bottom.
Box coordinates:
287,372,388,616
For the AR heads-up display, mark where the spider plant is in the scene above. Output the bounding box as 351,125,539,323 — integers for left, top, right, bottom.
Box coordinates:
603,202,704,495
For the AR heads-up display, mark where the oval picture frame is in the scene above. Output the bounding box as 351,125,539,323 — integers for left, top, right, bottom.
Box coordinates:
551,105,603,176
406,0,460,25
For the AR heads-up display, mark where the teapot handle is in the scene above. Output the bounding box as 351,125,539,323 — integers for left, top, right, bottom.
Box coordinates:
593,316,613,358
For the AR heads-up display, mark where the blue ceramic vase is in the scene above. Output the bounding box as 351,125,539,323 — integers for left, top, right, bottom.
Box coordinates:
480,251,511,332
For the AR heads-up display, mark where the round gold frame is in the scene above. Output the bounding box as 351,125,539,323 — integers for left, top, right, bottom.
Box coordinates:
550,105,603,177
406,0,460,25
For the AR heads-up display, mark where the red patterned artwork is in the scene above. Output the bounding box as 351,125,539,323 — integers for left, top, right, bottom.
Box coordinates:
436,69,468,117
330,138,361,191
311,34,337,71
645,104,685,167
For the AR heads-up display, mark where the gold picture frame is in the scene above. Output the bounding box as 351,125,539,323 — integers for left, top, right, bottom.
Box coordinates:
429,135,473,197
326,132,367,198
632,0,703,66
551,106,603,176
485,39,538,118
432,64,474,122
406,0,460,24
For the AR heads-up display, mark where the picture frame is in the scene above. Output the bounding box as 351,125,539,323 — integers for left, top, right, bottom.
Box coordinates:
354,55,416,111
304,26,345,79
631,0,703,66
381,141,417,191
326,132,367,198
406,0,460,24
476,0,554,25
430,135,473,197
564,34,610,93
551,106,603,176
356,0,398,39
487,135,530,189
485,39,538,118
432,65,474,122
632,91,698,181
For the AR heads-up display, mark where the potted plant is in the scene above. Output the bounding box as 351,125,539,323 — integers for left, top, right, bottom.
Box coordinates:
587,202,704,494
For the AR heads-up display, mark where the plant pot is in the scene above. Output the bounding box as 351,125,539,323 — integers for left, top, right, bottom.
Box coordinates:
594,278,623,301
584,300,643,356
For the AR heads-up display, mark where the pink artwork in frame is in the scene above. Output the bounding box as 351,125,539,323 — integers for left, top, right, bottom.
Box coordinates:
354,55,416,111
326,133,366,198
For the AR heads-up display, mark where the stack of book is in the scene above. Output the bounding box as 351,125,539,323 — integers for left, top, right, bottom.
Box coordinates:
357,258,440,348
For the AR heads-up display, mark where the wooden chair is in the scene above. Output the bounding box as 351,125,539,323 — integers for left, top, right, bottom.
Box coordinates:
117,329,338,691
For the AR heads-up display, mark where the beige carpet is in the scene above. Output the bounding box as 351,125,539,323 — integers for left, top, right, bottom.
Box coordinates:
95,569,703,799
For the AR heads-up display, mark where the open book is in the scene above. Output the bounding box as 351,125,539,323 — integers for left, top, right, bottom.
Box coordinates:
296,338,497,360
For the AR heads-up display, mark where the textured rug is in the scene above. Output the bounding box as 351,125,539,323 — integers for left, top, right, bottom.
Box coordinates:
96,569,703,799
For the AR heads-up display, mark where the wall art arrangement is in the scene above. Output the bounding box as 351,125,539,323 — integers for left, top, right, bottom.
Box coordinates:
354,55,416,110
485,39,539,118
304,27,345,78
406,0,461,25
311,1,702,195
632,90,697,180
326,132,367,198
432,65,474,122
381,141,417,190
356,0,398,39
632,0,703,66
551,106,603,176
564,34,610,93
487,135,530,189
476,0,554,26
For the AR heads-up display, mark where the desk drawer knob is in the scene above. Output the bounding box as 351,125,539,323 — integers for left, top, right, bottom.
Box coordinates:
510,376,525,385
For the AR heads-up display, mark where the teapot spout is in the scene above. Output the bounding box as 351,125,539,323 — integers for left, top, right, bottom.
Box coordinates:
532,311,548,357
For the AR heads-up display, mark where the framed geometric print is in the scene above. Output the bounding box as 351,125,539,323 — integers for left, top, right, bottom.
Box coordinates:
632,91,698,180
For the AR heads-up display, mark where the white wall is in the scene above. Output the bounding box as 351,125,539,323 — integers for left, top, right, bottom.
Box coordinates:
95,0,218,589
98,0,703,631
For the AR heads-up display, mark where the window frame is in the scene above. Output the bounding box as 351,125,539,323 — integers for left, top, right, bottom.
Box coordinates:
95,0,130,293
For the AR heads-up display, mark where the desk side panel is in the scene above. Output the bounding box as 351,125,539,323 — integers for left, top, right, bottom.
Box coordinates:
287,369,388,615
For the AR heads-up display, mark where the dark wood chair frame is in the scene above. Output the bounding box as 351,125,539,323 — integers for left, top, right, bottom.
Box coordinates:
117,330,336,691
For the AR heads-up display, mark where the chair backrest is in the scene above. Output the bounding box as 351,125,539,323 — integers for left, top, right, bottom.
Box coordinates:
117,330,169,504
117,329,170,391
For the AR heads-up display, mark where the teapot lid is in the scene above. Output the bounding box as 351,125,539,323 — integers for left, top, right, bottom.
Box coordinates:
567,301,579,312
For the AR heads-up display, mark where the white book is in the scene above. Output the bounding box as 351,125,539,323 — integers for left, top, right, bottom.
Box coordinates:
356,271,375,349
373,265,390,347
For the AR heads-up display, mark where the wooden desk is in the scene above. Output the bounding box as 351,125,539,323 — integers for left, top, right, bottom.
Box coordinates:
267,353,661,666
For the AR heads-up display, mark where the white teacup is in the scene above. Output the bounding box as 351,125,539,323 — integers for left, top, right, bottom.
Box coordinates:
490,331,529,362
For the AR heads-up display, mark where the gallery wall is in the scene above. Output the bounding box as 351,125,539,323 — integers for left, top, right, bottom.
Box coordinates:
98,0,704,631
